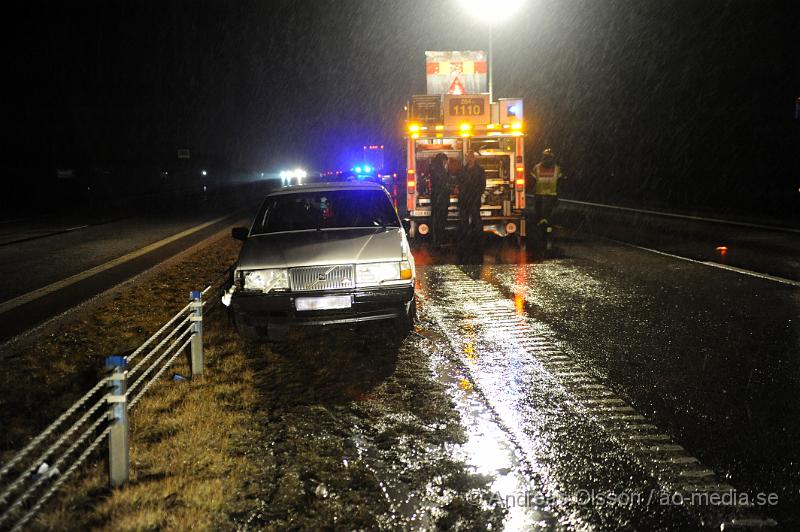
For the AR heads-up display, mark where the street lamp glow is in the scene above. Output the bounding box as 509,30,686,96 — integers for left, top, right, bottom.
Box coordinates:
459,0,525,102
201,170,207,176
460,0,524,23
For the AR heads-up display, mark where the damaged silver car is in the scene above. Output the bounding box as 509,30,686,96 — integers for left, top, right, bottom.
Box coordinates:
223,182,416,341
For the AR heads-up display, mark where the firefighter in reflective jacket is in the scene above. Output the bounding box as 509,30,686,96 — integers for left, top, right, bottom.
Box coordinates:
530,148,564,226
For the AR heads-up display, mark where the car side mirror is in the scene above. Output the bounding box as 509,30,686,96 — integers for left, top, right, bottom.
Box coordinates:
231,227,249,241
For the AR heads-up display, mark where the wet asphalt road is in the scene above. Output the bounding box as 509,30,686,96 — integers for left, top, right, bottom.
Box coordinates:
245,225,796,530
555,200,800,282
402,227,797,529
3,186,795,528
0,183,273,303
0,182,273,343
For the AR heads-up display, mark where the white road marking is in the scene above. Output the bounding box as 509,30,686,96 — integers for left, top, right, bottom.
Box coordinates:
0,216,230,315
610,239,800,287
558,198,800,234
421,265,754,525
720,517,779,529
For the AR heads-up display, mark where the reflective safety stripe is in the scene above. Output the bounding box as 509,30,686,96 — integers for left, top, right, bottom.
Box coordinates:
533,164,561,196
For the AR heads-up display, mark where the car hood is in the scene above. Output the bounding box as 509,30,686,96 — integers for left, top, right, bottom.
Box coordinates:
237,227,407,270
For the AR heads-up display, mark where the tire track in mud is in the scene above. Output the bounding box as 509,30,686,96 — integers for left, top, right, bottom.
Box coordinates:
416,264,775,529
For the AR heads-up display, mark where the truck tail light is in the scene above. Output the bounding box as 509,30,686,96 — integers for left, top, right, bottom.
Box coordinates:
407,169,416,211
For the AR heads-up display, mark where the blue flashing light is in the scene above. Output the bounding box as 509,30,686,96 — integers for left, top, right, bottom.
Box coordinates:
355,166,362,173
363,165,371,173
507,105,520,117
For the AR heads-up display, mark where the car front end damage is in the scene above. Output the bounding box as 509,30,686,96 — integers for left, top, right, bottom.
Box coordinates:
223,261,415,339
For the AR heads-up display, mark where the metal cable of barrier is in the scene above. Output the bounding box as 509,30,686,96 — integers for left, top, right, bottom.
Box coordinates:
129,337,193,409
0,394,108,506
0,378,108,483
0,282,222,525
126,315,192,385
0,414,109,528
10,425,113,532
125,303,191,365
199,279,226,315
127,327,193,399
202,265,234,297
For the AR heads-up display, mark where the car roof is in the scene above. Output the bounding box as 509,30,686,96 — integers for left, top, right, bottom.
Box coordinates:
266,181,387,196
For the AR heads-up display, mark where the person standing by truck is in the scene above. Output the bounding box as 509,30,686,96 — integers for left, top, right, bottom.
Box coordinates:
458,151,486,240
429,153,451,245
530,148,564,226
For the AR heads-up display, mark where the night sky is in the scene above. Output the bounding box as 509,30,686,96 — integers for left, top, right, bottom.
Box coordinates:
5,0,799,217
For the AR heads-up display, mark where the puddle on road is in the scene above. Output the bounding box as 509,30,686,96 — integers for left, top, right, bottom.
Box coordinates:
415,327,558,531
413,264,760,529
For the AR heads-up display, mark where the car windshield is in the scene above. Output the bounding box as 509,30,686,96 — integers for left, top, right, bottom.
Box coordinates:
252,189,399,234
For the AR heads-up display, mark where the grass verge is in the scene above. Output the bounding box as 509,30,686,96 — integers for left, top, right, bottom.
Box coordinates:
0,232,270,530
30,309,264,530
4,230,504,530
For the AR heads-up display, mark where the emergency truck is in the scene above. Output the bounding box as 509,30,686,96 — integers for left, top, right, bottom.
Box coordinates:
403,94,527,244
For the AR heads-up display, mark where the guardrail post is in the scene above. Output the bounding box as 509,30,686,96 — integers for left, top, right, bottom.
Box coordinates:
105,355,129,488
190,290,204,376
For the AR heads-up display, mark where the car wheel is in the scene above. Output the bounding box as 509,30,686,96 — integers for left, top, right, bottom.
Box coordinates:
266,322,288,343
394,298,417,336
234,318,262,340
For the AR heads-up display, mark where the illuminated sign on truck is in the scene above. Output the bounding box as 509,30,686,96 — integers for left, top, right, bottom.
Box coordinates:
443,94,490,126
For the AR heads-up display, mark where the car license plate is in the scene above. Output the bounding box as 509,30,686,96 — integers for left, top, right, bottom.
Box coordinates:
412,209,431,217
480,210,492,216
295,295,352,311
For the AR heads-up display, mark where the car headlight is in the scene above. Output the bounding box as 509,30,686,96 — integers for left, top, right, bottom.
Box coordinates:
242,268,289,292
356,261,413,286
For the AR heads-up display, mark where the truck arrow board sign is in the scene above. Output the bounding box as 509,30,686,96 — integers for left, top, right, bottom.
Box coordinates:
443,95,490,126
426,51,487,95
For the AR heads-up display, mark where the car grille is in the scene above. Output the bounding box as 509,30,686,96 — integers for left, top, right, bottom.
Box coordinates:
289,265,355,292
